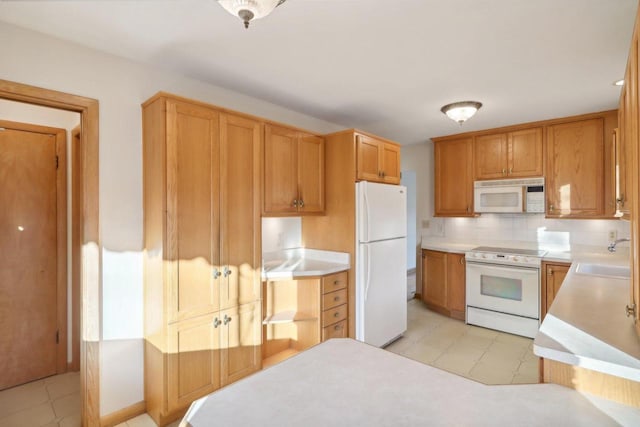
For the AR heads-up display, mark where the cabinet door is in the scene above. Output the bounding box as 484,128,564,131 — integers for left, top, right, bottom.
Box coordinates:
167,313,221,412
508,127,543,178
220,113,261,309
381,142,401,184
546,119,604,217
298,134,325,213
543,263,570,317
474,133,508,179
220,302,261,386
447,253,466,320
263,124,298,214
166,100,220,322
422,250,447,310
356,134,382,182
434,138,474,216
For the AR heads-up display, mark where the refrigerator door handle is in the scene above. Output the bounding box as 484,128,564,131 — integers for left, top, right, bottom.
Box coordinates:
364,244,371,302
362,185,370,242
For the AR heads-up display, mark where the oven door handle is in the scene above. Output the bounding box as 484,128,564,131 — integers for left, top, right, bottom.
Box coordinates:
466,260,540,273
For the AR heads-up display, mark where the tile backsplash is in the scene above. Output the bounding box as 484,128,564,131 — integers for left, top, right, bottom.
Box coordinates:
426,214,630,250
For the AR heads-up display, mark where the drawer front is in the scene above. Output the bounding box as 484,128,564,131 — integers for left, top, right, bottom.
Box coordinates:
322,271,348,294
322,303,347,326
322,320,347,341
322,288,347,311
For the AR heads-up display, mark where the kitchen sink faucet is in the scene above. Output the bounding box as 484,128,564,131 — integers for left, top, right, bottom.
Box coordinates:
608,238,631,252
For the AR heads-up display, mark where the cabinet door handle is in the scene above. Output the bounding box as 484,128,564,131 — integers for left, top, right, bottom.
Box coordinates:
549,204,554,212
617,196,625,207
381,171,386,178
508,167,512,175
466,206,470,213
299,199,304,208
502,168,506,175
548,268,553,276
459,257,464,265
292,199,298,207
213,268,221,279
223,314,232,325
213,317,221,328
223,267,232,277
625,304,636,318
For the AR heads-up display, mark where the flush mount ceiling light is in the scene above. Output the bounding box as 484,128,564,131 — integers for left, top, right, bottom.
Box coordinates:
614,79,625,86
218,0,287,29
440,101,483,125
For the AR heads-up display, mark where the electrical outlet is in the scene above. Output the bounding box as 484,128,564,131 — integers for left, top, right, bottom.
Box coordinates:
608,230,617,242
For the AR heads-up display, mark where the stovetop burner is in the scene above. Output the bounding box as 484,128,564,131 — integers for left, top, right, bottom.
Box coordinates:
471,246,547,257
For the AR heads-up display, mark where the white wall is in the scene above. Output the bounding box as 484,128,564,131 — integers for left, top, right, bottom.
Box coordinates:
0,99,80,363
0,22,344,416
401,170,417,271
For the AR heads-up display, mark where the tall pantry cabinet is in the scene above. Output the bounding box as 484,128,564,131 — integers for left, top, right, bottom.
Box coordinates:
143,93,262,426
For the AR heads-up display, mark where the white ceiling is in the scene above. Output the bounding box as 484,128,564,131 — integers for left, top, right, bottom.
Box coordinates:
0,0,636,144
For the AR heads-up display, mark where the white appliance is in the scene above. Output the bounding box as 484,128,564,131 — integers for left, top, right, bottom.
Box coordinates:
474,178,545,213
356,181,407,347
465,246,546,338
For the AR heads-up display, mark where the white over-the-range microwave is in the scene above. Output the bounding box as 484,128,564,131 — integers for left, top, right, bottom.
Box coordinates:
474,177,545,213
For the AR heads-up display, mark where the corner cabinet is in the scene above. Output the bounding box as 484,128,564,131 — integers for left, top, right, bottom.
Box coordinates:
263,124,325,215
143,94,262,426
474,127,543,180
434,138,474,217
356,133,401,184
421,249,465,320
262,270,348,368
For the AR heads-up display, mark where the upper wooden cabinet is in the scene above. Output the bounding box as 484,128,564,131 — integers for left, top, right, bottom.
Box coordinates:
263,124,325,215
143,93,262,425
474,128,543,180
546,118,604,218
434,138,474,217
356,133,401,184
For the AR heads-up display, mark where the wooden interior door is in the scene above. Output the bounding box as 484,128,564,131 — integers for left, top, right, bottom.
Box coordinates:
297,133,325,213
263,124,298,214
167,100,220,323
219,113,261,309
0,127,59,390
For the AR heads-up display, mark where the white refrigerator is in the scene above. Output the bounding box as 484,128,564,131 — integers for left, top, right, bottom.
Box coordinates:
355,181,407,347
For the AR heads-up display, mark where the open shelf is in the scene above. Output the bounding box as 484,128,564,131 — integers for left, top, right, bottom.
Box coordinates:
262,348,300,369
263,310,318,324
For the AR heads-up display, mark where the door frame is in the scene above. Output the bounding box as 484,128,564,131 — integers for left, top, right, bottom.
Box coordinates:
0,119,68,375
0,79,100,427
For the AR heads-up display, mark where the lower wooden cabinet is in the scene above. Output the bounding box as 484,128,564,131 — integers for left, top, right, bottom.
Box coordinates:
263,270,349,368
148,301,262,425
541,262,570,320
421,249,466,320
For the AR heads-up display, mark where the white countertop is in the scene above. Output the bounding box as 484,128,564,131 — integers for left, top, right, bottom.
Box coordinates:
262,248,350,280
534,254,640,381
182,339,640,426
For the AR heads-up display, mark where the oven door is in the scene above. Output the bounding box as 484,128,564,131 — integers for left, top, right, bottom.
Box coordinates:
466,261,539,319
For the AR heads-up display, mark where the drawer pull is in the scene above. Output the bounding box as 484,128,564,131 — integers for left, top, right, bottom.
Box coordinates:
334,324,341,331
334,312,340,318
334,296,340,301
333,280,340,285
